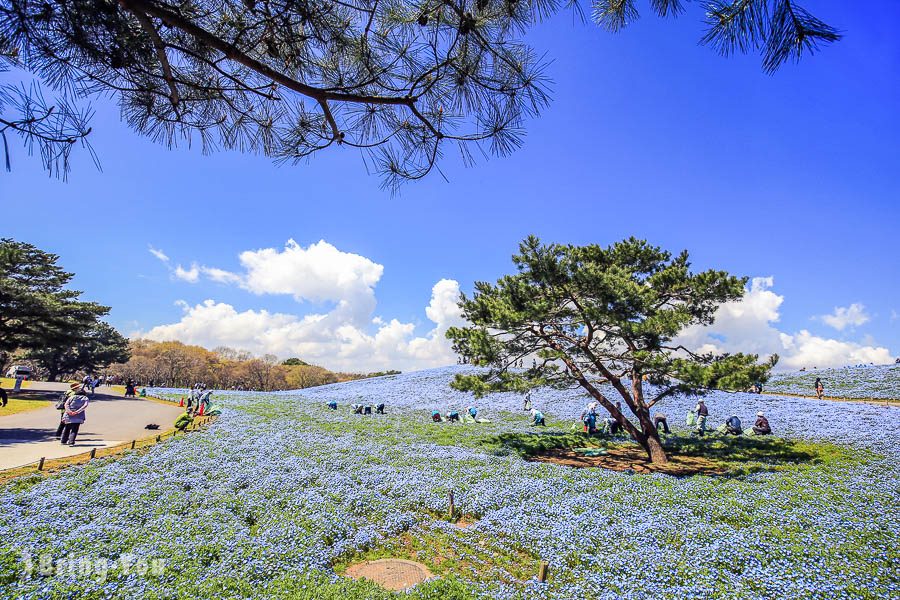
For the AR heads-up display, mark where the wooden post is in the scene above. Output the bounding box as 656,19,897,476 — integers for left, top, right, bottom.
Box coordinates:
131,440,136,449
89,448,96,459
538,560,549,582
448,490,455,519
38,457,45,471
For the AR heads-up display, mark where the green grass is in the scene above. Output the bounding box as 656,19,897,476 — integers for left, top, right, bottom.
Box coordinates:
0,398,48,416
244,399,868,478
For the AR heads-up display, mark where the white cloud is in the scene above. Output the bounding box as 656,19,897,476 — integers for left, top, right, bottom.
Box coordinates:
139,279,464,373
148,246,169,263
201,266,242,285
677,277,893,370
820,303,870,331
173,263,200,283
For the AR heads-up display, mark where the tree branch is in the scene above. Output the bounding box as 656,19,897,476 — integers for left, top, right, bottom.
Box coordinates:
119,0,180,109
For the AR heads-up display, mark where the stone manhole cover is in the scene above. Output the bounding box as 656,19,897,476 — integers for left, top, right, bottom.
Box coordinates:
344,559,433,591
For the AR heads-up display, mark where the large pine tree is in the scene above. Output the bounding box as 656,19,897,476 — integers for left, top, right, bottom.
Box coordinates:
447,236,777,463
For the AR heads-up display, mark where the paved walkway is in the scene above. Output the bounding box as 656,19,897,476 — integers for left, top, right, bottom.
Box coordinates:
0,382,183,470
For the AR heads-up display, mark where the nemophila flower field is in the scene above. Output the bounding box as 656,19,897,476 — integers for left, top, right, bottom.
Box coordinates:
1,366,898,599
766,364,900,400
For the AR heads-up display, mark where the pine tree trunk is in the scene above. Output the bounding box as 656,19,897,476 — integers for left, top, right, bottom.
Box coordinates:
646,433,668,464
635,409,669,464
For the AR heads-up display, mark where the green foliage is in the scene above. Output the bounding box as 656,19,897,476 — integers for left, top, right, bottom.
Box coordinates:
27,320,130,380
280,358,309,366
447,236,777,461
0,0,838,183
0,238,111,373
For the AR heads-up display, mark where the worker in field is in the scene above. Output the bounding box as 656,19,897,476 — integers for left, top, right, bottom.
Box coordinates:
174,408,194,432
582,409,598,434
530,408,546,426
693,400,709,435
723,414,743,435
753,412,772,435
653,412,670,434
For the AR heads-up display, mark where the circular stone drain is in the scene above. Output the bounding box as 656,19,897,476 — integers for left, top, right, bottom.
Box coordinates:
344,559,433,591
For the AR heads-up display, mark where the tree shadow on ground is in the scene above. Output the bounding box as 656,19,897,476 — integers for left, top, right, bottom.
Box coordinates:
483,431,857,477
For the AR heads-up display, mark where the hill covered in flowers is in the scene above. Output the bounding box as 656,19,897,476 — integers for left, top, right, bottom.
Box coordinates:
766,363,899,400
1,366,897,599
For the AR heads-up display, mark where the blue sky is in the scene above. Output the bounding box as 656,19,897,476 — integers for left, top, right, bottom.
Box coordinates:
2,0,898,372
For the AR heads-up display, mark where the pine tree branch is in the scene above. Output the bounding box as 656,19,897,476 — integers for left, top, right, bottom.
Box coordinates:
119,0,180,109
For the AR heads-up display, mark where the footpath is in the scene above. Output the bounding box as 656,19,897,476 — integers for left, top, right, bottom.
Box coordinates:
0,382,184,470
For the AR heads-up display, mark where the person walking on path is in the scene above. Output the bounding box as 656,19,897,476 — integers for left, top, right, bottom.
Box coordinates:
60,390,89,446
814,377,824,400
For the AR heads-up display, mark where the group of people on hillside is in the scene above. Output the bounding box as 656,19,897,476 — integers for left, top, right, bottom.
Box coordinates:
689,399,771,436
187,383,213,413
352,403,386,415
431,405,497,424
574,397,772,439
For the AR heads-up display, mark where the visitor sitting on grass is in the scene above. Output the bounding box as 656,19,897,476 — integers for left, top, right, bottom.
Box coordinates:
753,412,772,435
174,408,194,432
530,408,546,426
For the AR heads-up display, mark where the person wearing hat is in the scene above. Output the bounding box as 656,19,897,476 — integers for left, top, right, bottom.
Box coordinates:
753,412,772,435
55,383,83,439
529,408,546,427
174,408,195,432
60,387,89,445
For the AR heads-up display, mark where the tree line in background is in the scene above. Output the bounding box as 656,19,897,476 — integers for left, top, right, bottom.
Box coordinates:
0,237,398,389
0,238,130,380
109,340,399,391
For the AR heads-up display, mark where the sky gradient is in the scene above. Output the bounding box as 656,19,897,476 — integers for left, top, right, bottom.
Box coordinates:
2,0,898,372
